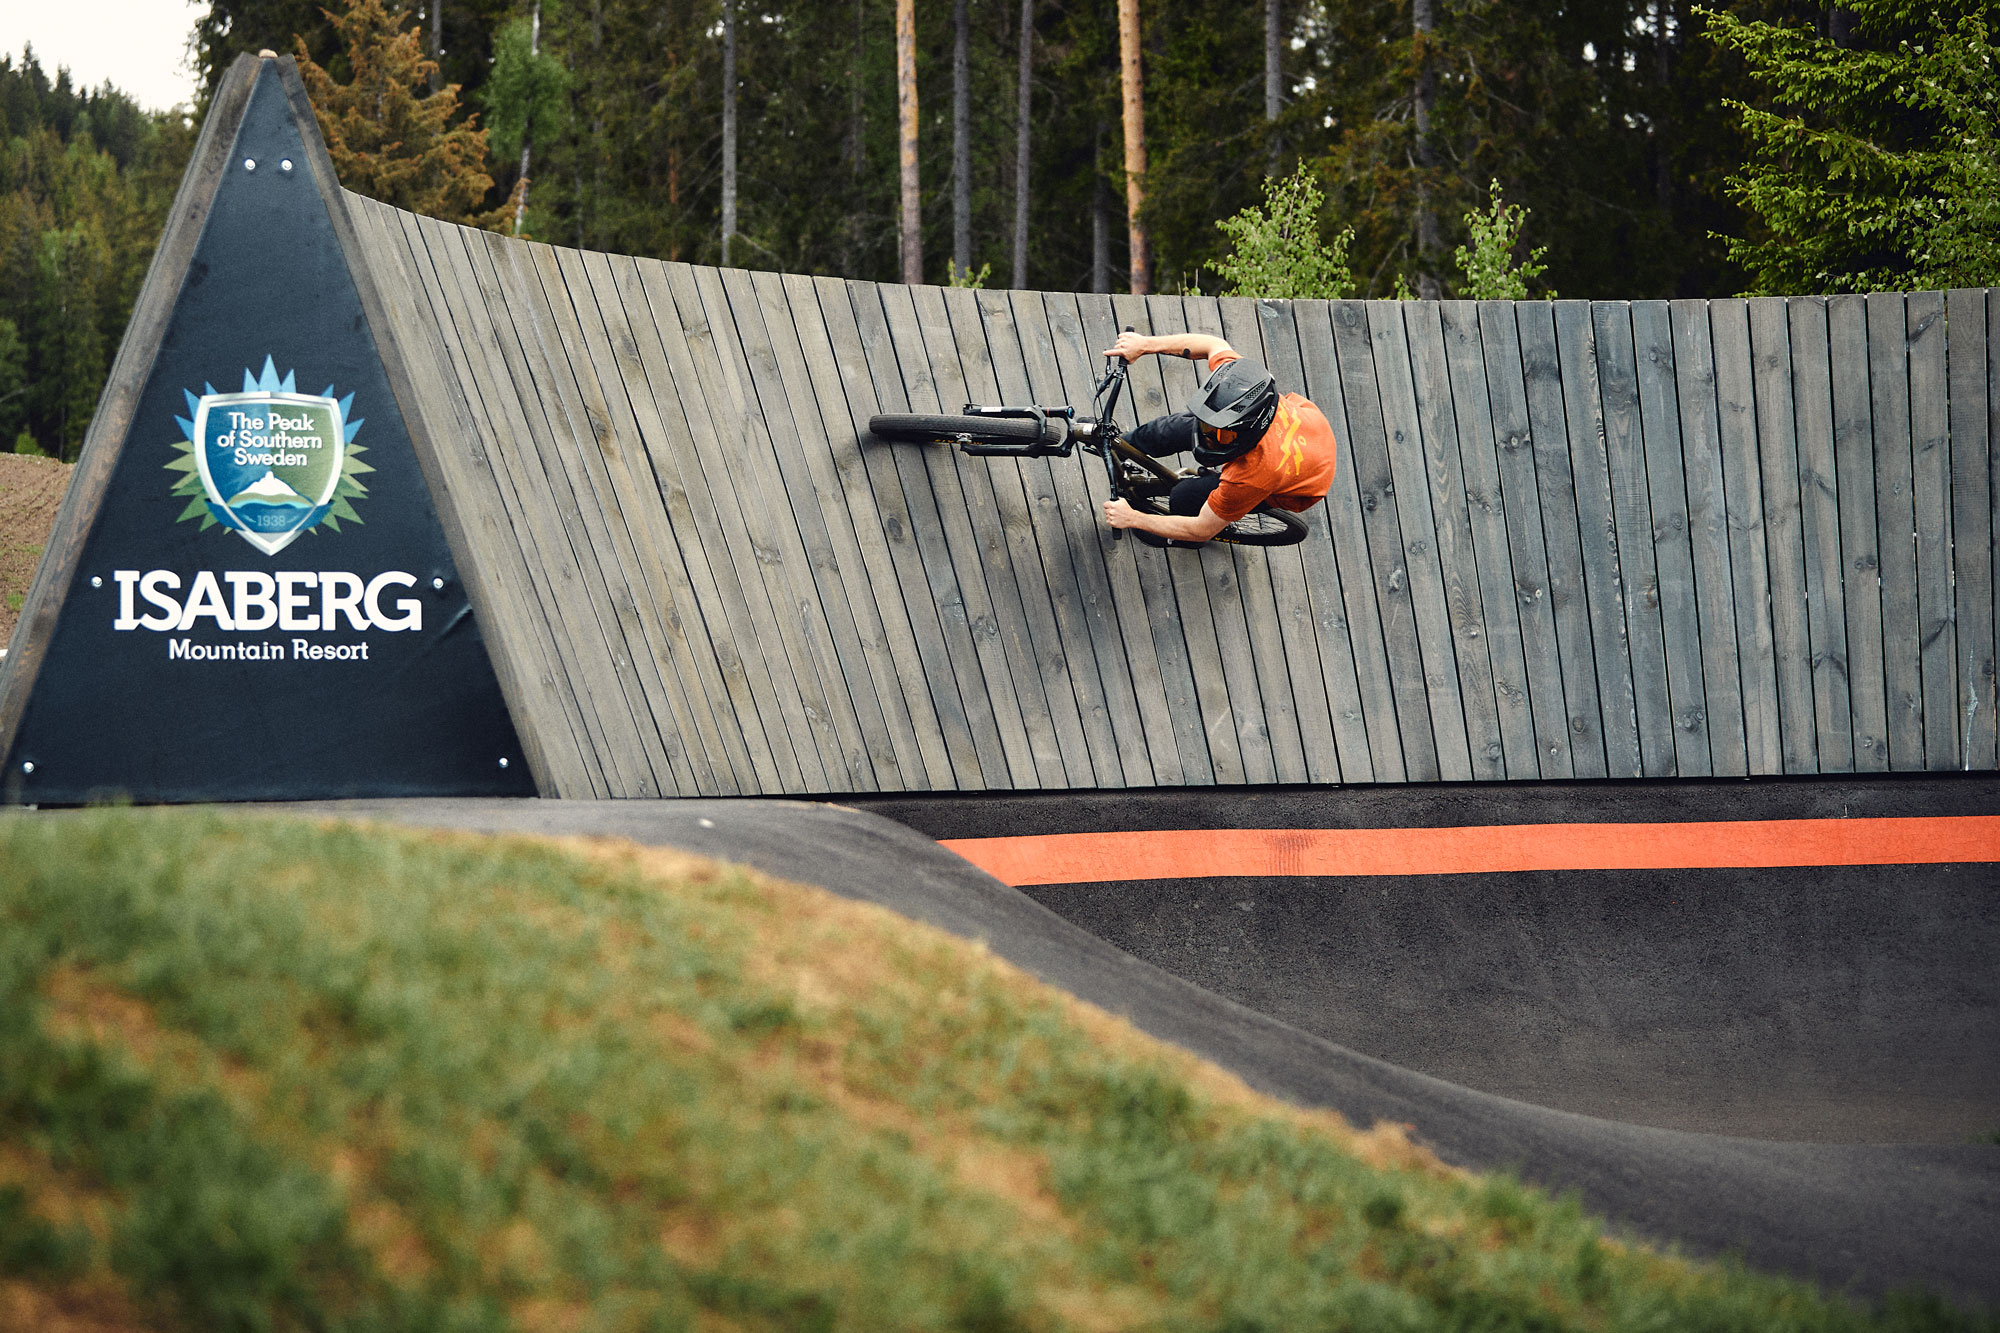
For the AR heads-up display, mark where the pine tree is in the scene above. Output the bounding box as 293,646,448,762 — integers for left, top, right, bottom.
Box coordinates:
1703,1,2000,293
295,0,516,228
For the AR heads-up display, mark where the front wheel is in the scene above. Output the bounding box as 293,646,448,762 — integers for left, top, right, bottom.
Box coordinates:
868,412,1057,448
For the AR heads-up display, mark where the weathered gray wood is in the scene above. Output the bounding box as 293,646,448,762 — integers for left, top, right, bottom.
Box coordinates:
1402,301,1505,779
1630,301,1711,775
1435,303,1537,778
901,283,1065,787
1215,294,1312,784
1991,289,2000,771
1332,301,1440,779
358,200,595,796
406,214,619,797
1785,297,1854,772
599,252,791,793
1745,297,1816,774
460,229,668,796
1476,303,1569,777
771,270,946,787
970,286,1129,786
1906,291,1958,769
1710,300,1783,773
512,241,700,796
1592,303,1675,776
1119,291,1248,784
1516,304,1606,777
1949,288,1997,770
848,279,1016,786
560,245,750,795
1256,296,1356,783
1826,295,1887,771
1045,292,1206,783
1669,301,1747,777
1867,292,1924,768
722,266,907,788
810,274,988,787
1553,301,1641,776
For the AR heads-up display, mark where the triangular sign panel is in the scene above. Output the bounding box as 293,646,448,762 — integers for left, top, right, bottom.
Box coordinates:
0,55,535,802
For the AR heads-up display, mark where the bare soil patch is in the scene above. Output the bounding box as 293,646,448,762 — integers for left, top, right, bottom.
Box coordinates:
0,453,72,649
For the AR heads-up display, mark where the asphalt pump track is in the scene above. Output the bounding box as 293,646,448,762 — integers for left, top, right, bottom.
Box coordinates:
266,775,2000,1308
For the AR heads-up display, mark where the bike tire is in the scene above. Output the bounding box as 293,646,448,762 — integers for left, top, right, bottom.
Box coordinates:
868,412,1055,447
1124,488,1311,547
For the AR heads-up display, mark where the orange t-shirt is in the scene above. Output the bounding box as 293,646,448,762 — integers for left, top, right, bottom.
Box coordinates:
1203,350,1337,524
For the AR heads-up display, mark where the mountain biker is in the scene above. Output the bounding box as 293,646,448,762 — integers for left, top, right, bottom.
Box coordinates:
1099,330,1336,546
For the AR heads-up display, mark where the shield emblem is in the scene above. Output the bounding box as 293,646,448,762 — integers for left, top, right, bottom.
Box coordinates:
192,389,347,555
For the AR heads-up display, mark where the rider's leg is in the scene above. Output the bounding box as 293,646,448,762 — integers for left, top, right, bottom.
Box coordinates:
1127,411,1199,458
1170,473,1220,516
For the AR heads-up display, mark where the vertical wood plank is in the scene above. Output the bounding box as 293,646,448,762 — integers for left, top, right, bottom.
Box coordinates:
1990,290,2000,771
1630,301,1712,775
1047,292,1210,783
812,274,990,787
1907,291,1958,769
1710,300,1783,773
1257,297,1359,783
1949,289,1996,770
1867,292,1924,767
1332,299,1440,779
1827,294,1889,771
1670,300,1747,777
1591,302,1676,775
936,283,1095,785
1477,303,1571,777
1553,301,1641,776
1746,297,1816,773
1215,294,1313,784
984,287,1149,785
1785,297,1855,772
1296,301,1396,782
1402,301,1505,779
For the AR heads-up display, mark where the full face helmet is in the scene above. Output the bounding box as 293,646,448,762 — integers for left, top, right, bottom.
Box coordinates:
1188,357,1281,466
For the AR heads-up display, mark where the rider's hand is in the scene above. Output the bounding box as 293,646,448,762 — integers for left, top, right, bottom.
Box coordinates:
1101,330,1149,362
1103,497,1141,530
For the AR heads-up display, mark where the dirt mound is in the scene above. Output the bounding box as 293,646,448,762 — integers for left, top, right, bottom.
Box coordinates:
0,454,73,650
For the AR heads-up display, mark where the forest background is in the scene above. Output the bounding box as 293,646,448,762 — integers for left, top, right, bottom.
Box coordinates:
0,0,1990,460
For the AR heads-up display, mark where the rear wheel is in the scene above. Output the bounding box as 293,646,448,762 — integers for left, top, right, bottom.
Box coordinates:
1122,480,1310,547
868,412,1055,448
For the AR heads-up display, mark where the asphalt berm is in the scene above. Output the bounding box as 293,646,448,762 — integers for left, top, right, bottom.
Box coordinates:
266,774,2000,1308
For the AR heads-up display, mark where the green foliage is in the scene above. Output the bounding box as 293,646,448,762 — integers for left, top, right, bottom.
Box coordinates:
945,258,992,289
1211,163,1357,299
0,808,1991,1331
479,11,570,169
1703,2,2000,294
1455,179,1554,299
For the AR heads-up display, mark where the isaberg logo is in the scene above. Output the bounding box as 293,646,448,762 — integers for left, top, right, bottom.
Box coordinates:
167,356,373,555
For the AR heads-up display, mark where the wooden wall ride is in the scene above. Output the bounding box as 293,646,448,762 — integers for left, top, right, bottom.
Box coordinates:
349,194,2000,796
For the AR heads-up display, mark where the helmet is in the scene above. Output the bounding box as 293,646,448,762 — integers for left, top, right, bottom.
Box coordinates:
1188,358,1280,466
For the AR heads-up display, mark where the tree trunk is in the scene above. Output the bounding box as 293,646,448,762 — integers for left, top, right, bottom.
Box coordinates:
429,0,443,91
1012,0,1033,290
953,0,970,279
1092,118,1110,293
722,0,737,265
513,0,541,237
1117,0,1149,295
1412,0,1440,299
898,0,922,284
1264,0,1280,176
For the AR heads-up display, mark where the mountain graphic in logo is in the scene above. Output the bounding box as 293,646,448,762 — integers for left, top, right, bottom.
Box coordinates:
166,356,374,555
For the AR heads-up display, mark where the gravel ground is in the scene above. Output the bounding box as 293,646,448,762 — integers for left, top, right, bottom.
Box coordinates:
0,453,71,649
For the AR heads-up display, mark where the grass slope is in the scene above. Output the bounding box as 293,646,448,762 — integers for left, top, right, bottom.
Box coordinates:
0,808,1987,1332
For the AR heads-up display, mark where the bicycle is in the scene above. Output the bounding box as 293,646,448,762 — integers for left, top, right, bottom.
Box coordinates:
866,331,1310,548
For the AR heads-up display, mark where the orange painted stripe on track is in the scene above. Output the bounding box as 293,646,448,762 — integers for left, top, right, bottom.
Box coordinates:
940,816,2000,887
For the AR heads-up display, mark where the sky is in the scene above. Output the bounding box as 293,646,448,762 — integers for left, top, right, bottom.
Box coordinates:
4,0,208,112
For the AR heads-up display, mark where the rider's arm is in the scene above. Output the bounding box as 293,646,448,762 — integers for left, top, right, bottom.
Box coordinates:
1102,330,1233,364
1102,497,1229,543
